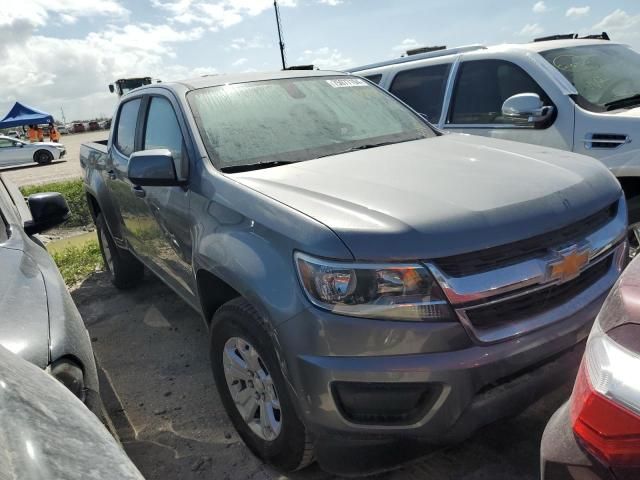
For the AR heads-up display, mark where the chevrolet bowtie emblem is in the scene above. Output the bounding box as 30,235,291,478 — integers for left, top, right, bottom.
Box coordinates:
547,243,591,283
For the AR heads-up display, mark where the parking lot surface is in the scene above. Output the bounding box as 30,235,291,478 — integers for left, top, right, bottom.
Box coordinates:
72,271,572,480
1,131,105,186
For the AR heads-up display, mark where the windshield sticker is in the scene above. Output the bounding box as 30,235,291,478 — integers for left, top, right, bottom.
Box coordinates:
326,78,367,88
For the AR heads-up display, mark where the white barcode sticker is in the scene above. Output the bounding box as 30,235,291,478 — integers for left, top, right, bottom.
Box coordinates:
325,78,367,88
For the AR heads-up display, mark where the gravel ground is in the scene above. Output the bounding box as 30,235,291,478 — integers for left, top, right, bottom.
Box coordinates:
1,131,106,187
72,270,573,480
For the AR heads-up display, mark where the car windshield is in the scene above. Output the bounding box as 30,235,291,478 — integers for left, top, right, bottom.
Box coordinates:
540,44,640,111
187,76,434,171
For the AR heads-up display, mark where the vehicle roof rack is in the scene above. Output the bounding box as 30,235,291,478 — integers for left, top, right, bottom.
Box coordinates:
349,44,486,72
533,32,610,42
405,45,447,56
284,65,315,70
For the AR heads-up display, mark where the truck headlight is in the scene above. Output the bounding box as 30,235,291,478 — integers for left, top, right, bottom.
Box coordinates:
294,252,454,321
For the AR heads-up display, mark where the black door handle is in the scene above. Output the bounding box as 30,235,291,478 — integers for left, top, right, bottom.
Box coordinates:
132,185,146,198
107,169,116,180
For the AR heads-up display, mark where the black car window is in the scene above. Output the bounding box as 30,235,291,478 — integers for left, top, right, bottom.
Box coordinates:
143,96,184,164
449,60,551,125
365,74,382,85
390,64,451,123
115,98,141,156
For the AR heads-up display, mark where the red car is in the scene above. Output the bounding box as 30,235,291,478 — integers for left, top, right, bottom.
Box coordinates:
541,251,640,480
72,123,85,133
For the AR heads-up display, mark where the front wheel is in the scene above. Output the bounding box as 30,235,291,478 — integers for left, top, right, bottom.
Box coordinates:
95,213,144,289
210,298,314,472
34,150,53,164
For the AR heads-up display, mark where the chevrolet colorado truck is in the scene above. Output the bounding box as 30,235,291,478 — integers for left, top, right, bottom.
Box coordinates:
80,70,627,475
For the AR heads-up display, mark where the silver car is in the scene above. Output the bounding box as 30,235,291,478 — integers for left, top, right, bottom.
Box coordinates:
0,344,142,480
0,175,100,414
0,134,66,167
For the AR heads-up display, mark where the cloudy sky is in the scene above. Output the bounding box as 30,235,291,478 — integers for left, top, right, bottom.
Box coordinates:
2,0,639,121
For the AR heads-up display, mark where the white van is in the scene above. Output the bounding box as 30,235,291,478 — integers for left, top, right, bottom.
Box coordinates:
351,36,640,252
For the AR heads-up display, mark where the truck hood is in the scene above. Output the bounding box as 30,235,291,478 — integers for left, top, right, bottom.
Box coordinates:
233,134,621,260
0,246,49,368
611,106,640,118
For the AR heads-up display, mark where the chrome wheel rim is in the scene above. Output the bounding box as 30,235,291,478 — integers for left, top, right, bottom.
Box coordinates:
629,223,640,258
223,337,282,441
99,228,114,272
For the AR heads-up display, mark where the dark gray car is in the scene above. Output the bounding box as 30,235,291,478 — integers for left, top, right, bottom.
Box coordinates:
81,71,627,475
0,175,100,413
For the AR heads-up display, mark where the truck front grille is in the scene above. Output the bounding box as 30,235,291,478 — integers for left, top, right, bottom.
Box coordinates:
464,256,612,330
434,202,617,277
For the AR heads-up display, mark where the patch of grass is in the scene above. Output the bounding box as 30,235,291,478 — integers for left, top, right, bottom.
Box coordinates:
21,179,92,228
51,239,104,286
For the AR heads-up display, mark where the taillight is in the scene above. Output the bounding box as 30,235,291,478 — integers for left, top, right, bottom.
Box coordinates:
570,322,640,467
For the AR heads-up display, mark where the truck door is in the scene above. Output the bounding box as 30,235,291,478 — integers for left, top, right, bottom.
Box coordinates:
442,59,573,151
121,95,194,297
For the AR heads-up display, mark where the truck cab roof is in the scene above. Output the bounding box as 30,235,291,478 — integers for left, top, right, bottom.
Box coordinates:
146,70,348,92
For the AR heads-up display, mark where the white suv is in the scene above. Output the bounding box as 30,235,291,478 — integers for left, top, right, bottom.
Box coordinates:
351,37,640,252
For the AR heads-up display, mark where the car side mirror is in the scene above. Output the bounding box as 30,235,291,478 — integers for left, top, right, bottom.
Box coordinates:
502,93,555,127
24,192,70,235
108,84,115,93
128,149,180,187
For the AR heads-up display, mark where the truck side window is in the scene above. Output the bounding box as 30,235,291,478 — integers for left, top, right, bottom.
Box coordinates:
448,60,552,125
115,98,141,156
390,64,451,123
143,97,184,165
365,74,382,85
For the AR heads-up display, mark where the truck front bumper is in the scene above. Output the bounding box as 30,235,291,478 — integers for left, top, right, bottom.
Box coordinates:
276,286,608,475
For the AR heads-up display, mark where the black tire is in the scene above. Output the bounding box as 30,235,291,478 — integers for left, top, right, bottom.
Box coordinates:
34,149,53,164
210,298,314,472
95,213,144,289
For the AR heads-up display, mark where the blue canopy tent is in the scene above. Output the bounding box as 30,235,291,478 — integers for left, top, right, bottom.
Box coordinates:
0,102,53,129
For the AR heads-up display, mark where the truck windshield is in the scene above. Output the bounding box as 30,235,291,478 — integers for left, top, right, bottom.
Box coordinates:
187,76,434,171
540,44,640,111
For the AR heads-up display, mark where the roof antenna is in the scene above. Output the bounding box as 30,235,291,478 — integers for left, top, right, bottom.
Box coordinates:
273,0,287,69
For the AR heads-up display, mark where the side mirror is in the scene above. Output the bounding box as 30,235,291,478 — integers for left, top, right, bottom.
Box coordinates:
24,192,70,235
502,93,555,126
108,84,115,93
128,149,180,187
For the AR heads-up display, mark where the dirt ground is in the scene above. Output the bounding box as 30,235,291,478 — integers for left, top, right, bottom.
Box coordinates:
72,270,572,480
1,131,106,186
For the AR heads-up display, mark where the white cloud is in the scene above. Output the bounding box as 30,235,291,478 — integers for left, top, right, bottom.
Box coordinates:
152,0,297,29
532,1,547,13
230,36,268,49
0,18,212,120
518,23,544,36
319,0,343,5
593,9,640,48
566,6,590,17
59,13,78,24
297,47,353,70
232,57,248,67
392,38,421,52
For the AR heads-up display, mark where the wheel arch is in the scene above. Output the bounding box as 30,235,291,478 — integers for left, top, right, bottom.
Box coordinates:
196,269,241,326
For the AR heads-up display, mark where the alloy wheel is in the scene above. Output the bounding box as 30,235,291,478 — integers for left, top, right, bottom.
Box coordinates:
99,228,114,272
222,337,282,441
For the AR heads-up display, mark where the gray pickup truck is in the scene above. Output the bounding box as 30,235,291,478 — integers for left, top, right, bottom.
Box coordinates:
80,70,627,474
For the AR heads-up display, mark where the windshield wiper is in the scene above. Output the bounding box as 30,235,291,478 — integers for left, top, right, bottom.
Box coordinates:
605,94,640,111
221,160,297,173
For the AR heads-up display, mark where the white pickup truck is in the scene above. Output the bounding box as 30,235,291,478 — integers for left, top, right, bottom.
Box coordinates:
351,37,640,253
